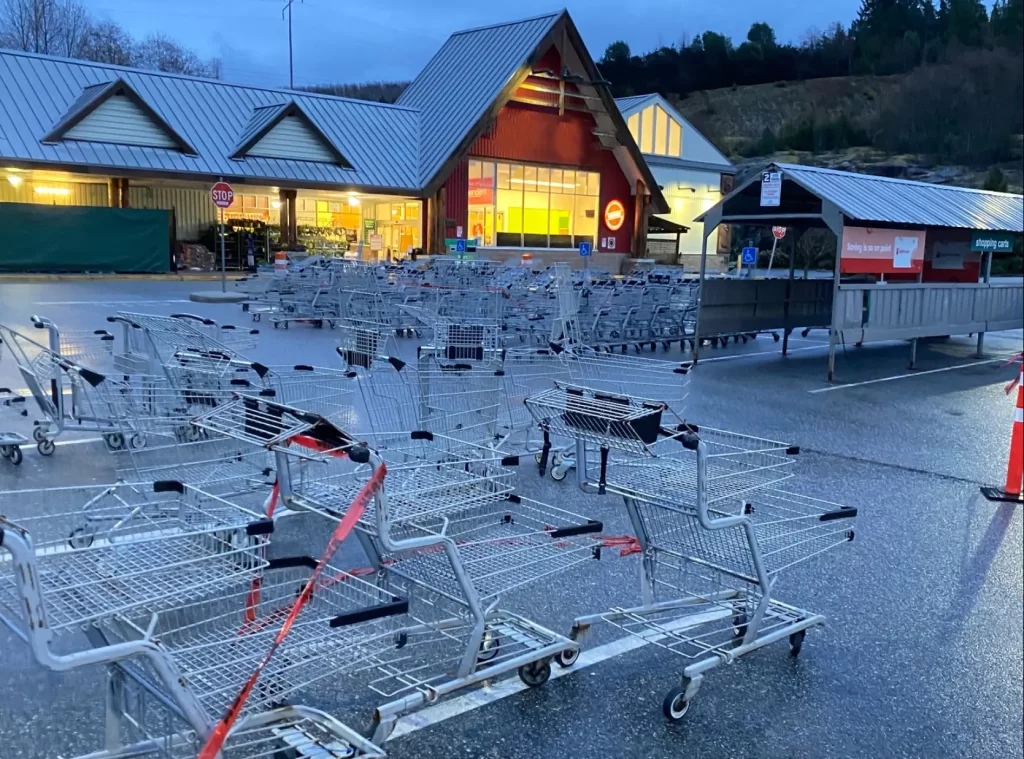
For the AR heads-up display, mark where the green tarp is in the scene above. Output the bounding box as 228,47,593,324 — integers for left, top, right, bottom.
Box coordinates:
0,203,169,273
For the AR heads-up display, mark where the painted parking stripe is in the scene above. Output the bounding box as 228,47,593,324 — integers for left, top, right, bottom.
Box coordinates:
698,343,827,363
389,609,729,741
32,299,193,306
808,357,1009,393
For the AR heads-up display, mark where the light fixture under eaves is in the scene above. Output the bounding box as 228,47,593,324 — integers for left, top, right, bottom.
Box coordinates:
34,186,70,196
6,174,22,187
347,195,360,207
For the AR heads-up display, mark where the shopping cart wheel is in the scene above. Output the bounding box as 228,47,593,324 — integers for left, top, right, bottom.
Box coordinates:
0,445,9,459
518,659,551,688
477,632,501,663
662,684,691,721
789,630,806,656
32,426,47,443
129,433,146,450
550,463,569,482
252,313,261,322
555,647,580,668
103,433,124,451
732,612,748,640
37,439,55,456
7,446,21,465
68,527,95,549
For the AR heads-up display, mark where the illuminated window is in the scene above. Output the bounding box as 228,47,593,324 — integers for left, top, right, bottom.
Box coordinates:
654,106,668,156
469,159,601,248
668,119,681,157
640,106,653,153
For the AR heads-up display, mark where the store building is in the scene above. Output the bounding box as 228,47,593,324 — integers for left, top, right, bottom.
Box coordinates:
0,10,664,272
615,94,735,269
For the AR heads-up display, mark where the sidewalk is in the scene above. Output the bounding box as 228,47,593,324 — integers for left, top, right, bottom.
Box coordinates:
0,271,231,283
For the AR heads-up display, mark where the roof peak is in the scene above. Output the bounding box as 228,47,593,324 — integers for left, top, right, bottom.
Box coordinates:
449,10,564,37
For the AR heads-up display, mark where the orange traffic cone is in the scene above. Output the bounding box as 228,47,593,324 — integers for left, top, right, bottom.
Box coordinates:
982,363,1024,503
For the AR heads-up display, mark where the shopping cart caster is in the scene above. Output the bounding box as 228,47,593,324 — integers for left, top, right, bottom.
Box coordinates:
662,684,691,721
252,313,261,322
549,460,570,481
103,433,125,451
37,439,55,456
732,612,748,640
555,647,580,668
129,433,146,450
1,445,22,465
772,332,780,342
789,630,806,656
32,426,48,444
518,659,551,688
68,526,95,549
477,632,501,663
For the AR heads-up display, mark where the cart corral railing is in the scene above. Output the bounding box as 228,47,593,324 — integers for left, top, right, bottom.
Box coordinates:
697,278,834,338
835,281,1024,343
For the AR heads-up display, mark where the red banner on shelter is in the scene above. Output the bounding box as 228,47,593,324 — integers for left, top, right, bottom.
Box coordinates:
839,226,926,274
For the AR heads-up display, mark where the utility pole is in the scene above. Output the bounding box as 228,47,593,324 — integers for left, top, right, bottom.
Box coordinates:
283,0,301,88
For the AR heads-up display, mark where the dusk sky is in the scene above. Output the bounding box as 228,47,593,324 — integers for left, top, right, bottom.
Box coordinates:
84,0,865,87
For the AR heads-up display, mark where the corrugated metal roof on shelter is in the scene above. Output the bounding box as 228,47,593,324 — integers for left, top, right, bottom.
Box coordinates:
697,162,1024,233
775,163,1023,232
0,50,421,191
396,11,562,187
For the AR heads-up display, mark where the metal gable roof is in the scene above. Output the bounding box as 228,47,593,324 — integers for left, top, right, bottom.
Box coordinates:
0,50,421,191
612,94,657,115
696,161,1024,233
395,11,563,187
230,100,354,168
231,102,291,156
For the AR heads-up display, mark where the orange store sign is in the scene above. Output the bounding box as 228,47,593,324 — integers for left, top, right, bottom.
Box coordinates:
604,199,625,231
839,226,926,274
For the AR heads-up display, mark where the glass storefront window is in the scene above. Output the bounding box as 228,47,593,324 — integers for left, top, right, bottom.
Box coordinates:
469,158,602,248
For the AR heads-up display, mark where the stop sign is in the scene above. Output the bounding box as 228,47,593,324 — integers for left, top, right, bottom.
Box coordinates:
772,226,787,240
210,182,234,209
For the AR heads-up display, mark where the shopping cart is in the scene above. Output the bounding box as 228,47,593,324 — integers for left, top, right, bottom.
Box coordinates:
0,386,29,466
189,394,604,744
0,478,396,758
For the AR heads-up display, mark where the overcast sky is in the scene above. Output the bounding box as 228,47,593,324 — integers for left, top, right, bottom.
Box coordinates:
85,0,865,88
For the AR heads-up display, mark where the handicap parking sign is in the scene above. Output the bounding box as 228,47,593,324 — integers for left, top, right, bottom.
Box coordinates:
578,241,592,257
455,238,466,254
741,246,758,265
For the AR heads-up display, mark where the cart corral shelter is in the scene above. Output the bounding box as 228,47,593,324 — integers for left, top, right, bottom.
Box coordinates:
0,10,666,274
693,162,1024,381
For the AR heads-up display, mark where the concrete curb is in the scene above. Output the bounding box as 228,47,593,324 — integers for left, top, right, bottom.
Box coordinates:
189,291,249,304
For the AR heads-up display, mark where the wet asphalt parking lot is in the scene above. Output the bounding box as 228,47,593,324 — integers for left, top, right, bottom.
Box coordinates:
0,280,1021,759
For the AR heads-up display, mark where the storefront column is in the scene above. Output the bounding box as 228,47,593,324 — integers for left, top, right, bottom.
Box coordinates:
426,186,446,255
279,188,297,247
108,178,129,208
632,178,649,257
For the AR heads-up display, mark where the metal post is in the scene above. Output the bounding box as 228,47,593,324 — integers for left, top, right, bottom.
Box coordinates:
782,231,796,356
288,1,294,89
219,208,226,293
692,218,716,363
767,236,778,276
909,267,923,369
976,250,993,357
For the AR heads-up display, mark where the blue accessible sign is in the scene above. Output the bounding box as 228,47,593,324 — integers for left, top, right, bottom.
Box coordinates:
578,241,592,257
455,238,467,254
741,246,758,265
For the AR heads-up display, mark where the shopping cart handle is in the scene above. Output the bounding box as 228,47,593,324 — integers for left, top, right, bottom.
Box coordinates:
819,507,858,522
329,597,410,628
170,313,216,326
549,520,604,538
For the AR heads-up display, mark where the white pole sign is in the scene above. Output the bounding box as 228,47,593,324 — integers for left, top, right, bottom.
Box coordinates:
760,171,782,207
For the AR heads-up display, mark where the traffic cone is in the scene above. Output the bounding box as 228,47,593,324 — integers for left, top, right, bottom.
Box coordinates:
982,364,1024,503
